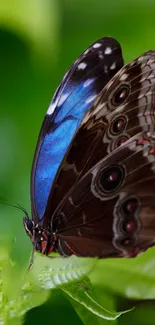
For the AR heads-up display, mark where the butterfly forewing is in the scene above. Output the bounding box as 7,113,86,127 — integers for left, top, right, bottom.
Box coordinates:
31,37,124,222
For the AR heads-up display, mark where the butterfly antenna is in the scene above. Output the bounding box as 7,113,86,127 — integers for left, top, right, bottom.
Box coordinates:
0,199,28,216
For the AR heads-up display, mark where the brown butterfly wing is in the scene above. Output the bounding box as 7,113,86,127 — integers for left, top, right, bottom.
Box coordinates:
55,131,155,257
44,51,155,229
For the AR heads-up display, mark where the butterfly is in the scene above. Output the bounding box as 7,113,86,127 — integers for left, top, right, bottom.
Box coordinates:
24,36,155,259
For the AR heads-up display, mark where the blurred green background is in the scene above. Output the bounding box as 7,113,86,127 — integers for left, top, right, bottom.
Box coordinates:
1,0,155,324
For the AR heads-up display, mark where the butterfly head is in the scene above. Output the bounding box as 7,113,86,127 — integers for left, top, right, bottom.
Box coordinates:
23,216,56,255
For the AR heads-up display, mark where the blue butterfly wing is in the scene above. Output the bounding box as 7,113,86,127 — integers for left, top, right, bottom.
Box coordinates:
31,37,124,222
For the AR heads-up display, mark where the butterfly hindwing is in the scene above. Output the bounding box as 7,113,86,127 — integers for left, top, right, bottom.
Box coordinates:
54,130,155,257
31,37,124,221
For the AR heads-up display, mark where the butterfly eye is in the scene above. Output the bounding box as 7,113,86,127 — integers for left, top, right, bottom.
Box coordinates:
110,116,127,135
121,197,139,217
99,165,125,193
112,84,130,106
24,218,34,236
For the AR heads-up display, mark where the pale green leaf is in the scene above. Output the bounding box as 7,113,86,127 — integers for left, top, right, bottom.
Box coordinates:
62,277,133,322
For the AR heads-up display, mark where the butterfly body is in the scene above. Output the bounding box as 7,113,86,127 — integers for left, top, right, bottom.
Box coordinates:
24,37,155,258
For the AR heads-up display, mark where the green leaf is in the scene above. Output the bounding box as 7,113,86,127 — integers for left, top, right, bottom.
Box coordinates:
62,277,133,323
90,247,155,300
31,254,96,289
0,283,49,325
0,254,96,324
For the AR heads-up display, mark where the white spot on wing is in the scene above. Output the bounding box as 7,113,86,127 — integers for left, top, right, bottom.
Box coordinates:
85,94,97,104
47,97,59,115
104,47,112,55
99,53,104,59
78,62,87,70
47,91,70,114
84,48,89,55
93,42,101,48
58,93,69,106
110,62,116,70
83,78,94,87
120,73,128,81
138,56,145,62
